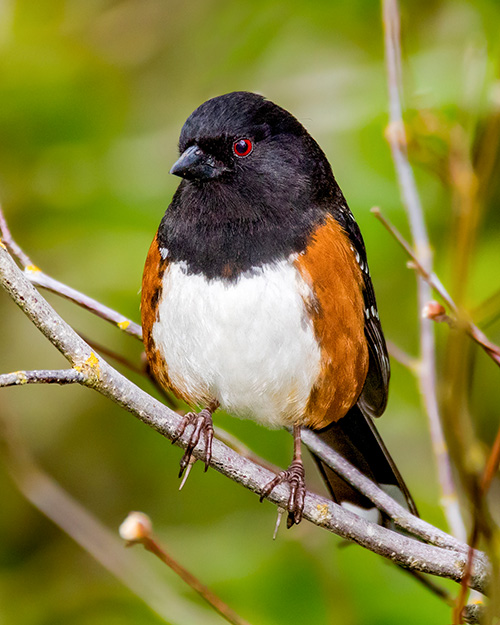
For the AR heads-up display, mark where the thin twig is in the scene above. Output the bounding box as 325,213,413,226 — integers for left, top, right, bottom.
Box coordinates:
454,528,479,624
425,306,500,368
401,568,454,606
467,325,500,367
0,207,33,267
213,426,282,473
0,243,491,592
373,206,500,368
0,418,223,625
27,270,143,339
77,332,146,374
0,368,86,387
371,207,456,308
120,512,253,625
300,429,470,554
382,0,466,541
386,338,418,370
0,205,142,340
481,426,500,494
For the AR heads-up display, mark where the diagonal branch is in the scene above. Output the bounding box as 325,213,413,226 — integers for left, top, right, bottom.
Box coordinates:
0,416,223,625
0,205,142,340
27,269,143,339
371,207,455,309
301,429,470,553
120,512,252,625
372,206,500,368
0,235,491,594
0,208,33,267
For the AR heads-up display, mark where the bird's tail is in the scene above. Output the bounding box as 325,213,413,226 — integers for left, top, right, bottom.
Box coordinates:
310,404,417,521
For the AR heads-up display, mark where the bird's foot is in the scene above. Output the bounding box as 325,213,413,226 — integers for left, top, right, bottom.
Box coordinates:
171,408,214,478
260,459,306,528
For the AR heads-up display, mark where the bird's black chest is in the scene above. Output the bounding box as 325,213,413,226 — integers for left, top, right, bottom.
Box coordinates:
157,185,325,280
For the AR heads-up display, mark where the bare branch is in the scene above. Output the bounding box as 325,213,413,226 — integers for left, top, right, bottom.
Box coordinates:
382,1,466,541
0,417,223,625
467,325,500,368
373,206,500,368
371,207,455,309
0,369,86,387
0,206,34,267
385,338,418,370
77,332,146,374
120,512,253,625
0,205,142,340
27,269,143,339
213,426,281,473
481,426,500,494
301,429,472,554
0,242,491,594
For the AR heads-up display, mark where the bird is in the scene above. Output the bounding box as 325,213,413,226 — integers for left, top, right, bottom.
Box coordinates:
141,91,417,528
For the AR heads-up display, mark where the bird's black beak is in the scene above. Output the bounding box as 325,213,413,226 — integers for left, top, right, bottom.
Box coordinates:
170,145,228,181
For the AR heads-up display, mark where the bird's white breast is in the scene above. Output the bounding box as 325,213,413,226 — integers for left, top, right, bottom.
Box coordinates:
152,257,322,428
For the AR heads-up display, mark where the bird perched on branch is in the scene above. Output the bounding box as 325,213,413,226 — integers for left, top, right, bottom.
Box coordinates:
141,91,416,527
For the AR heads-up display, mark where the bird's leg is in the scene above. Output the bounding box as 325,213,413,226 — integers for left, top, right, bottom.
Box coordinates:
171,403,217,478
260,425,306,528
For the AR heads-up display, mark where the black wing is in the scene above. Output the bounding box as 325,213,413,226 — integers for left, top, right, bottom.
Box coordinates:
328,191,390,418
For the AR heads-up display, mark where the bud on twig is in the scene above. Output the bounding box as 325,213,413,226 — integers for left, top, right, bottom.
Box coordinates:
422,300,447,322
119,511,153,544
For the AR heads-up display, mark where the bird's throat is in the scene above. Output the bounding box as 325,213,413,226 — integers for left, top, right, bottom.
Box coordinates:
157,183,325,280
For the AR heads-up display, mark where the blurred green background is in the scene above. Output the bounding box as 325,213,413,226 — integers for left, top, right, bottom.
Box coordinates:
1,0,500,623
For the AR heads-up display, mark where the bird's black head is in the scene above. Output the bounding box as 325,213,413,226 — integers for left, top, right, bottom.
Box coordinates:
170,92,334,202
161,92,344,279
171,92,303,180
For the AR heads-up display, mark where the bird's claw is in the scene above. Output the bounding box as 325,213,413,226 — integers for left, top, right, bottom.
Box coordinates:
171,408,214,478
260,459,306,528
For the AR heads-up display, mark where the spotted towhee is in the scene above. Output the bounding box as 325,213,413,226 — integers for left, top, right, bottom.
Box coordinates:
142,91,416,527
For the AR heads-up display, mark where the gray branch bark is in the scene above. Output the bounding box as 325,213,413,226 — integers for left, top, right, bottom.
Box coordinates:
0,369,85,387
0,205,142,340
0,243,490,595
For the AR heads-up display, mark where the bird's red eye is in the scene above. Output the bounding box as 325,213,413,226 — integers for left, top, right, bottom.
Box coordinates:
233,138,253,157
